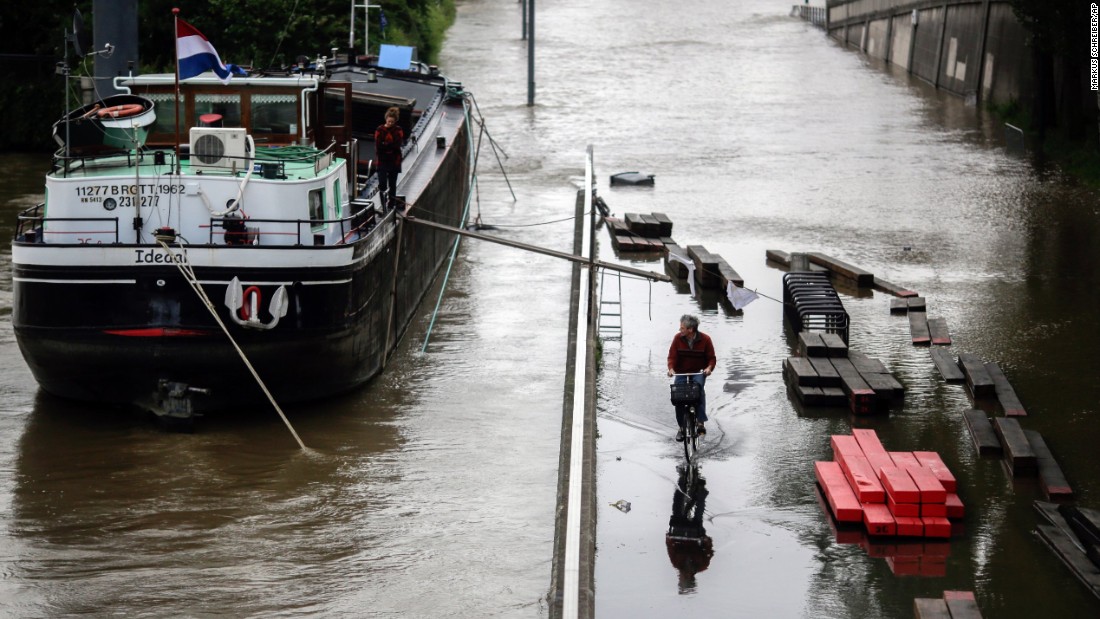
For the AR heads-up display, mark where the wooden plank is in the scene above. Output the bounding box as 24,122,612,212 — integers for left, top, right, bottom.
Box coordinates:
879,465,921,504
784,357,820,387
820,387,847,406
836,452,886,503
922,516,951,538
912,451,957,492
624,212,646,235
1061,504,1100,550
830,358,877,414
993,417,1037,476
1023,430,1073,500
794,384,825,406
1036,524,1100,599
687,245,721,289
904,464,948,504
872,276,918,297
921,502,947,518
943,591,983,619
665,245,690,278
890,451,922,470
931,348,965,382
806,252,874,287
853,428,888,456
985,362,1027,417
820,332,848,357
963,409,1002,456
957,353,996,398
715,257,744,288
862,372,903,402
766,249,790,266
888,494,920,517
945,493,965,519
807,356,841,387
908,311,931,345
862,502,896,537
907,296,927,311
894,515,924,537
830,434,865,459
849,351,888,374
638,213,661,237
889,297,909,314
913,598,952,619
798,332,827,357
927,317,952,345
815,461,863,522
651,212,673,237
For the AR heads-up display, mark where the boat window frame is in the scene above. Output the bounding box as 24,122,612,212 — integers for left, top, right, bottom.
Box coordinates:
133,84,304,148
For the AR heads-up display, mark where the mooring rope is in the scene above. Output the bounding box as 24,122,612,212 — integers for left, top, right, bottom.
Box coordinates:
157,239,307,450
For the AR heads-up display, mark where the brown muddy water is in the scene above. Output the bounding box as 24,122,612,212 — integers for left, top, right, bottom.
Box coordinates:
1,0,1099,617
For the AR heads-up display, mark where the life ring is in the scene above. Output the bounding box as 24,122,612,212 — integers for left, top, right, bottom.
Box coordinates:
240,286,262,321
97,104,144,119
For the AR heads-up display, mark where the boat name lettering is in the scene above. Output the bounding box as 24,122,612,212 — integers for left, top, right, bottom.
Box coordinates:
134,249,187,264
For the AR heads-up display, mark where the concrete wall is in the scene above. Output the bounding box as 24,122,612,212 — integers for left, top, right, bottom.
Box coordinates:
825,0,1031,108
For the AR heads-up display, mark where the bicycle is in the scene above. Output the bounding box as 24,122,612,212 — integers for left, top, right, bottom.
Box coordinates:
669,372,705,463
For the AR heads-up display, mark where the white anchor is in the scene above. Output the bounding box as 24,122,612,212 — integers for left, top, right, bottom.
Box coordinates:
224,276,288,330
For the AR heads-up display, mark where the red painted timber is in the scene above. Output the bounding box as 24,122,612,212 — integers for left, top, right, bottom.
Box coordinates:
894,515,924,537
888,494,920,517
889,451,921,470
815,461,863,522
945,493,965,518
922,516,952,538
905,465,948,504
830,434,865,460
865,452,895,476
852,428,888,456
863,502,896,537
879,465,921,503
921,502,948,518
838,454,886,503
912,451,957,492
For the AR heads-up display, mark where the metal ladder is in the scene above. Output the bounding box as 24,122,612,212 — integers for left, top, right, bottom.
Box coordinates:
598,268,623,341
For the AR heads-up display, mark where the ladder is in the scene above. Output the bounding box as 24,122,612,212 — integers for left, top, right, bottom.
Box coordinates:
598,268,623,341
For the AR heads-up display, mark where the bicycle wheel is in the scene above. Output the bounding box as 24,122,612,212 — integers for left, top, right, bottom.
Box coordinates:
681,406,697,463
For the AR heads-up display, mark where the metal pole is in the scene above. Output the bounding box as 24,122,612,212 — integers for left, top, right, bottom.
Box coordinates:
521,0,527,40
349,0,355,51
527,0,535,106
402,215,669,282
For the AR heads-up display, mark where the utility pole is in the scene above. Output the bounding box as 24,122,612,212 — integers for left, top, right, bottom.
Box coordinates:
527,0,535,106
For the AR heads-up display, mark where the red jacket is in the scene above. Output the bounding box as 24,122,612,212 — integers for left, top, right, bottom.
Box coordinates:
374,124,405,171
668,331,716,374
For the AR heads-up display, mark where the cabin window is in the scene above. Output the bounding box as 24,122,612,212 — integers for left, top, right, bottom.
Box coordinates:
146,93,183,135
253,94,298,136
195,93,241,127
333,179,342,219
309,188,326,231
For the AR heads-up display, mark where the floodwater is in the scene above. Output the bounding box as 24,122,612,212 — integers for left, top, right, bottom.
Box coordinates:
1,0,1099,617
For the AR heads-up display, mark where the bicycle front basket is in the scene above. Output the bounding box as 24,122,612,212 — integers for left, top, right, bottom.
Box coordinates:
670,382,702,406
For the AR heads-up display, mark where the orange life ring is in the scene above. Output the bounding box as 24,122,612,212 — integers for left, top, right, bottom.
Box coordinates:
240,286,262,321
97,104,144,119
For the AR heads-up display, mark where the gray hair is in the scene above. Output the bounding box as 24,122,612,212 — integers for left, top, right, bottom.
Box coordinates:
679,314,699,331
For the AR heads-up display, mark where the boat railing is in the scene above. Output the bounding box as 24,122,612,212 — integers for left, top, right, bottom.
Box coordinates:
15,204,123,244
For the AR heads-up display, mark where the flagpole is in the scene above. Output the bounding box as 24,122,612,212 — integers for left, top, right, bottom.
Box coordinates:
173,7,181,175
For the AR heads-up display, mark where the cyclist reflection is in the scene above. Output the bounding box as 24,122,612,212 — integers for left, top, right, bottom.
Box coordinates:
666,464,713,593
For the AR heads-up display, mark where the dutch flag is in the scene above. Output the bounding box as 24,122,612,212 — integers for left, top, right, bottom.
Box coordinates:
176,19,231,84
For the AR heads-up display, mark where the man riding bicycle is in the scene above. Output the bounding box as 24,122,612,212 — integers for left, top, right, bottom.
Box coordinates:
667,314,716,441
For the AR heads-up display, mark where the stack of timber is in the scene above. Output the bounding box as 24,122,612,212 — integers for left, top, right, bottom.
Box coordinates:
913,591,984,618
890,297,951,346
663,242,745,291
602,213,669,253
962,410,1073,500
946,352,1029,416
765,249,917,297
815,430,963,540
784,332,903,414
1034,501,1100,601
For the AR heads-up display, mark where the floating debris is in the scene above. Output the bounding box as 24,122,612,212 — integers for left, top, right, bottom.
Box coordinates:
610,499,631,513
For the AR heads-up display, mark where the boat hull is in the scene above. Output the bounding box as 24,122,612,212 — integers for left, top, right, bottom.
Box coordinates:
15,112,469,415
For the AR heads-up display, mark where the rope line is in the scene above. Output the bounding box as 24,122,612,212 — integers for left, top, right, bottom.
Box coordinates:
157,239,307,450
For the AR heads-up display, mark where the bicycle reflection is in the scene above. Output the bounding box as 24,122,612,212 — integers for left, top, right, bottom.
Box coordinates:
666,464,714,593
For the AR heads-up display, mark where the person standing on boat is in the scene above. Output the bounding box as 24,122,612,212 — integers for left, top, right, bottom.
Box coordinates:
667,314,716,440
374,106,405,211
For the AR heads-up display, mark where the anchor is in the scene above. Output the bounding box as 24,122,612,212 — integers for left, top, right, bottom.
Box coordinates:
224,276,288,330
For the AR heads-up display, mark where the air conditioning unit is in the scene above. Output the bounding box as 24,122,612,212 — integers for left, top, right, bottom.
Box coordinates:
190,127,249,173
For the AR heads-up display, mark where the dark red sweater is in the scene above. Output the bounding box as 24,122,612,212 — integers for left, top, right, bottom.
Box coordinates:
667,332,716,374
